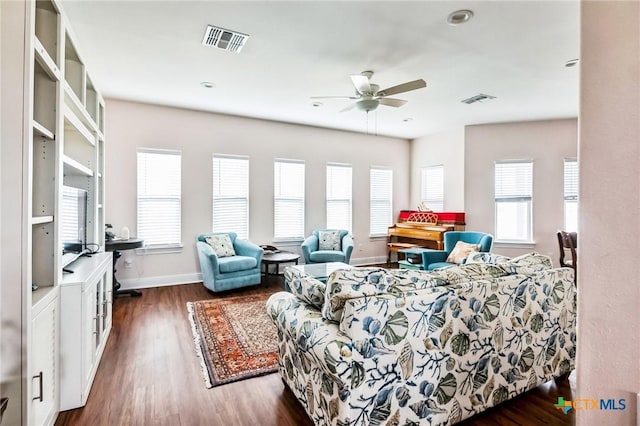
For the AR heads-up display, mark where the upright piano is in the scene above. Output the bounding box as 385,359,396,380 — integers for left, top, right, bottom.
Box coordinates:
387,211,465,264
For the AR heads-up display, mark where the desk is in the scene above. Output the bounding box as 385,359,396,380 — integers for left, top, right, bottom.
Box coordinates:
262,251,300,280
105,238,144,297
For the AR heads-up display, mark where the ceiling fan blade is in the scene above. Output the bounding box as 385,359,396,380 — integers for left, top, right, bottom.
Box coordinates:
378,98,407,108
350,75,371,94
310,95,359,100
377,79,426,97
340,103,358,112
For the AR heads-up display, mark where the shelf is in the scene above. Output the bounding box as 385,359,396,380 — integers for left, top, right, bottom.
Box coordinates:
63,155,94,177
64,82,98,133
33,120,55,140
34,37,61,81
31,215,54,225
32,285,57,314
64,104,95,146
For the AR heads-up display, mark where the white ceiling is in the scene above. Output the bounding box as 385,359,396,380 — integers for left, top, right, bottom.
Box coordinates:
62,1,580,139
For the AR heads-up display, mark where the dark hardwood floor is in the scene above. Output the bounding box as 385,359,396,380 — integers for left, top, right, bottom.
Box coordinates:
56,276,575,426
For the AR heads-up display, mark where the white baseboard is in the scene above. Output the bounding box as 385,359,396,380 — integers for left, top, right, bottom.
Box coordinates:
118,257,386,290
119,272,203,290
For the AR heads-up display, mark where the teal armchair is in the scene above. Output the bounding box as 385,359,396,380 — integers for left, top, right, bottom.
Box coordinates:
301,229,354,264
196,232,263,292
422,231,493,270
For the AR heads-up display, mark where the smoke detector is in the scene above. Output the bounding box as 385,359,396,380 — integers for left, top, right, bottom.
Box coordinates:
202,25,249,53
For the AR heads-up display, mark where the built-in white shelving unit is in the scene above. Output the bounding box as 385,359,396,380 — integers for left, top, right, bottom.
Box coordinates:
1,0,108,423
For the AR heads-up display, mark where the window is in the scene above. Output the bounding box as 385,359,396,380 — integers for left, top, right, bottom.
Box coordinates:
494,161,533,242
370,167,393,237
274,159,305,241
137,149,181,247
212,155,249,239
421,165,444,211
326,163,352,232
564,159,578,232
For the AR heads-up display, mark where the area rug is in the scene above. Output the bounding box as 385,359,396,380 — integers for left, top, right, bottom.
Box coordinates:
187,293,279,388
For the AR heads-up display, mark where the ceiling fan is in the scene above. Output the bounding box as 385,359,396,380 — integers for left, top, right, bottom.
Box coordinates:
311,70,427,113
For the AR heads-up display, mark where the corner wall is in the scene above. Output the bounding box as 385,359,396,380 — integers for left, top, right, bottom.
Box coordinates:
464,119,577,260
577,1,640,424
410,127,465,210
105,99,410,288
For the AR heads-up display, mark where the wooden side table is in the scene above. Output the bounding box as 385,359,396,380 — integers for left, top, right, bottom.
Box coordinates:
261,251,300,280
105,238,144,297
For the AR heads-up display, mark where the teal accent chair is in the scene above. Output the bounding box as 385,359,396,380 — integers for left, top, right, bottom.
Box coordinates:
422,231,494,270
196,232,263,292
301,229,354,264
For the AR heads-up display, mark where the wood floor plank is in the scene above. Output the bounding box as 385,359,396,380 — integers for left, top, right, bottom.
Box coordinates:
56,278,575,425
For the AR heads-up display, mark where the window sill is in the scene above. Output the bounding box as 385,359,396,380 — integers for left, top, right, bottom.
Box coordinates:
272,239,304,245
494,240,536,249
136,244,183,255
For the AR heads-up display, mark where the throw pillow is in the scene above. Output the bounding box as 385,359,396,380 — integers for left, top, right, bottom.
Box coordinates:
205,234,236,257
318,230,341,251
465,252,511,265
284,267,326,309
446,241,479,264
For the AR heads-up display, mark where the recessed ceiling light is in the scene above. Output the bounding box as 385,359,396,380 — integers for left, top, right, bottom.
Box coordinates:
447,9,474,25
200,81,215,88
312,102,323,107
565,59,580,68
403,118,413,122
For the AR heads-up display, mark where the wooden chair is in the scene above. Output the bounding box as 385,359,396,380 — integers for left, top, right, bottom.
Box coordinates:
557,231,577,284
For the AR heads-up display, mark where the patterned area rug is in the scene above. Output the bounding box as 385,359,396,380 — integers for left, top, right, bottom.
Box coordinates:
187,293,279,388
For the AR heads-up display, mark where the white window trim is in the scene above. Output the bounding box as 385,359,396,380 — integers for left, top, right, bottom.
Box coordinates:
421,165,444,211
494,159,533,243
273,158,305,242
326,162,353,233
136,148,182,250
369,166,393,238
212,154,250,240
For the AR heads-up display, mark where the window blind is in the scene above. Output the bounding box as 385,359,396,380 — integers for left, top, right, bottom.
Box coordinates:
495,161,533,201
137,149,182,247
213,155,249,240
564,159,578,232
370,167,393,237
421,165,444,211
494,160,533,241
274,159,305,241
326,163,352,232
564,159,578,201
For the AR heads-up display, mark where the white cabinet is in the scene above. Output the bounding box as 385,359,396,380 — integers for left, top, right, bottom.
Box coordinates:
59,252,112,411
30,292,58,426
1,0,107,422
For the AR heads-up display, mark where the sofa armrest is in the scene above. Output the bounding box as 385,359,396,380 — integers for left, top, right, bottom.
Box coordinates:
422,250,449,267
341,234,354,263
234,239,264,263
301,235,319,263
196,241,219,277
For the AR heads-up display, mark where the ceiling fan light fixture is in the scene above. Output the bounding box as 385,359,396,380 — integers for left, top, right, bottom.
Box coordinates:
447,9,474,25
356,99,379,112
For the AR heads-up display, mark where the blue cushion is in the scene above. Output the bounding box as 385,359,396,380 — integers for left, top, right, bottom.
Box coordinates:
427,262,455,271
218,256,257,273
309,250,346,263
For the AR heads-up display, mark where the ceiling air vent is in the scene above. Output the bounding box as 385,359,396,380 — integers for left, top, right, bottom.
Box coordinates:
202,25,249,53
461,93,496,104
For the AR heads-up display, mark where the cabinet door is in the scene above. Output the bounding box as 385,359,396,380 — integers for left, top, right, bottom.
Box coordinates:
82,280,98,388
31,298,57,426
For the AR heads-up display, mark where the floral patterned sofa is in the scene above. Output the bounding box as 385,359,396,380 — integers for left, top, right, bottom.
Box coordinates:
266,253,576,426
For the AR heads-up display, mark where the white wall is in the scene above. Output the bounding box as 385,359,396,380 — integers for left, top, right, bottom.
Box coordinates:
577,1,640,425
105,99,410,288
410,127,465,210
464,119,577,261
